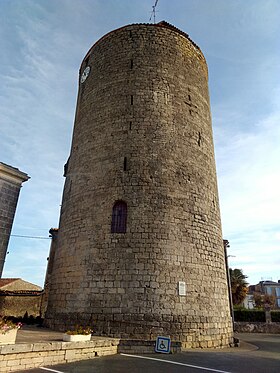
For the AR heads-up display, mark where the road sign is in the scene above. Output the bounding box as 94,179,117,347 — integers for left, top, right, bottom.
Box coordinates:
155,336,171,354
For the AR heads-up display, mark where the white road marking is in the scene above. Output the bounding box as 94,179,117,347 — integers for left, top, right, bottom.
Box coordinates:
39,368,65,373
120,353,232,373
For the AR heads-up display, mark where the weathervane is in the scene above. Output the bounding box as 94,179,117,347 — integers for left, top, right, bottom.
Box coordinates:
149,0,159,24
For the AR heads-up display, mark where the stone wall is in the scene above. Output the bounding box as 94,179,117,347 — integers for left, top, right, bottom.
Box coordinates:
41,229,58,317
0,292,42,317
0,163,29,277
235,322,280,333
0,180,20,267
45,22,233,348
0,338,120,372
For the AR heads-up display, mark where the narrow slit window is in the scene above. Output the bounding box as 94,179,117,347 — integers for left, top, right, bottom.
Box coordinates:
123,157,127,171
111,201,127,233
198,132,202,146
130,59,133,69
131,95,133,105
129,122,132,130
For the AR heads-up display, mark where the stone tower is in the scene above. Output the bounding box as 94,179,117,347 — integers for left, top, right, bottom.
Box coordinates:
45,22,233,348
0,162,29,277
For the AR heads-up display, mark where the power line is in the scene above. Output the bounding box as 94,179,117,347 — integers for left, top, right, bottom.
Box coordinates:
10,234,51,240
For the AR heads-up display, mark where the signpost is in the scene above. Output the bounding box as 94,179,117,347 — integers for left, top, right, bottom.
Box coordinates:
155,336,171,354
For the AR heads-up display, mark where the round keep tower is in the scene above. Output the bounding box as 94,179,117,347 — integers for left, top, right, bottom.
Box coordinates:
45,22,233,348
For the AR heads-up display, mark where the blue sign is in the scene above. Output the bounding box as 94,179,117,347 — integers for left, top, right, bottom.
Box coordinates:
155,336,171,354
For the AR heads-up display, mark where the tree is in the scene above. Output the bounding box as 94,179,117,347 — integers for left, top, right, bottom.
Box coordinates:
229,268,248,305
253,292,276,309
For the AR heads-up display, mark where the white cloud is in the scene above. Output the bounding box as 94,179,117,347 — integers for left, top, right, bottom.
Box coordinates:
215,95,280,284
217,109,280,233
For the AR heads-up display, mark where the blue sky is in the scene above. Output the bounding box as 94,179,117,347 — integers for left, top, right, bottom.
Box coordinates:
0,0,279,287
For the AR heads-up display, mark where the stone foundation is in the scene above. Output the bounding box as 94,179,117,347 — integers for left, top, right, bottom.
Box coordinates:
45,312,233,348
235,322,280,334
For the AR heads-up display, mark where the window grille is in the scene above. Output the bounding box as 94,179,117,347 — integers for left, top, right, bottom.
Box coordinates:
111,201,127,233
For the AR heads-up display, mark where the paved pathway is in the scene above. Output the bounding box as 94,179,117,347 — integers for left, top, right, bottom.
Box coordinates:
16,325,111,343
18,333,280,373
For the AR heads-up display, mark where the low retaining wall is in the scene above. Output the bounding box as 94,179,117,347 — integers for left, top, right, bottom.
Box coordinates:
235,322,280,333
0,338,181,372
0,338,120,372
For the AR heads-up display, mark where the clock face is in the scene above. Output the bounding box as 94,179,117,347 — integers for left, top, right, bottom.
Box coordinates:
80,66,90,83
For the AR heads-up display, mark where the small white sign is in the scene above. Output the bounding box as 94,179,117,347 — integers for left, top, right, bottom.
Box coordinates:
178,281,186,296
155,336,171,354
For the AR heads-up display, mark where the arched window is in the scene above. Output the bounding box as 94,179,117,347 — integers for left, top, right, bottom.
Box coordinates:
111,201,127,233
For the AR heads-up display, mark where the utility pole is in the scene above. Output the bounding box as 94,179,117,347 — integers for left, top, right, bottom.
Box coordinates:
223,239,235,330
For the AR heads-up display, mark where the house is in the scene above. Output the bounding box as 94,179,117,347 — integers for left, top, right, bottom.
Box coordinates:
246,280,280,309
0,278,42,317
255,280,280,308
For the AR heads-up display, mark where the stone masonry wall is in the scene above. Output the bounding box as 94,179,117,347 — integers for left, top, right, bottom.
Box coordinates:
0,338,119,372
45,22,233,348
0,293,42,317
0,180,21,274
0,163,29,277
235,322,280,334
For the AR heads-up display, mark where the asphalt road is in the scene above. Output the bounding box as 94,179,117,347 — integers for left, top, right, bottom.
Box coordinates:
24,333,280,373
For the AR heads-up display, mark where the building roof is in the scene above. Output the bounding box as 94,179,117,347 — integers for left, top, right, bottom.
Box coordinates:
0,278,20,288
83,21,205,68
156,21,201,52
0,278,42,291
0,289,43,296
259,280,279,285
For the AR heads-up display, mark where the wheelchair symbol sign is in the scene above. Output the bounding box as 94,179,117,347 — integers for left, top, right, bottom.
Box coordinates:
155,336,171,353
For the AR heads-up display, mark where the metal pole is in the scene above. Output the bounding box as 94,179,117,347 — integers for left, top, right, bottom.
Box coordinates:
223,240,235,330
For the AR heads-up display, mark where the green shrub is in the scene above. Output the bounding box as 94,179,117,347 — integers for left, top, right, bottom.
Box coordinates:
271,311,280,322
234,309,265,322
